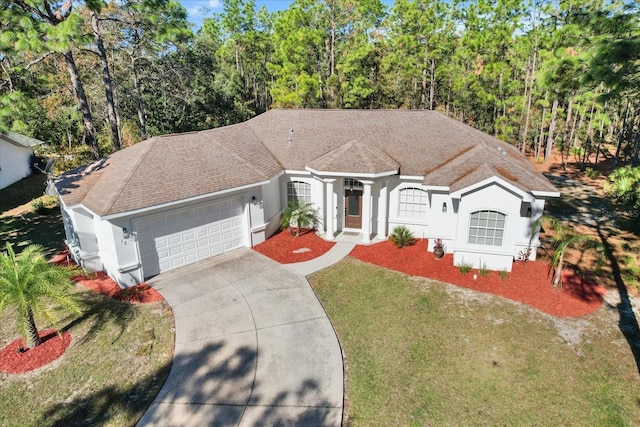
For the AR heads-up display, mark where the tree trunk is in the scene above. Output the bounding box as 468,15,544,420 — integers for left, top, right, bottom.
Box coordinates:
521,50,536,153
62,50,101,160
536,106,547,160
132,57,148,140
631,114,640,167
614,100,630,167
553,258,563,287
26,308,42,349
91,11,121,152
552,248,566,288
429,58,435,111
545,98,559,163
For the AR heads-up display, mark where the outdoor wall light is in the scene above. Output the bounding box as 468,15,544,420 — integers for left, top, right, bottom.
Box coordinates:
526,206,532,217
123,227,130,239
442,202,447,213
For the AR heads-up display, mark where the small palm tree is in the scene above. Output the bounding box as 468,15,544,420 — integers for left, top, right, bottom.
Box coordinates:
0,243,82,349
542,215,604,288
280,200,317,237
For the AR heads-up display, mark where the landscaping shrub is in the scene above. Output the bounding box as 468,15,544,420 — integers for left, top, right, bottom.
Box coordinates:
390,226,415,248
30,199,46,214
456,261,472,275
499,269,509,280
585,167,599,179
479,263,489,276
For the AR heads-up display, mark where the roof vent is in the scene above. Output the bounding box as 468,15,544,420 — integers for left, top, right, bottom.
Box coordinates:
287,128,293,144
497,146,507,156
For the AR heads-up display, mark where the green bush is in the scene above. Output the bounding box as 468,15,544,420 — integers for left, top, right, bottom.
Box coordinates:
604,165,640,210
479,263,489,276
457,261,473,275
585,167,599,179
390,226,415,248
498,269,509,280
30,196,59,214
31,199,46,214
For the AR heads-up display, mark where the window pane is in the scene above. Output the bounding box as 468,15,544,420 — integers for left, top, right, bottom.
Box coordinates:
398,187,428,218
467,210,506,246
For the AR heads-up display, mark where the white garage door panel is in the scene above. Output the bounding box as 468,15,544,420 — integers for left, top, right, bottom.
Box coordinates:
135,197,246,278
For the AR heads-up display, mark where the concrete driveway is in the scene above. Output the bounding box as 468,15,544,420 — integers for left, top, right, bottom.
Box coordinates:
137,248,344,426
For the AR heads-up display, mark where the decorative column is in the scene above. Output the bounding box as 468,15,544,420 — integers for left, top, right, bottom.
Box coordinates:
362,181,372,244
377,180,388,239
315,179,324,235
325,179,335,240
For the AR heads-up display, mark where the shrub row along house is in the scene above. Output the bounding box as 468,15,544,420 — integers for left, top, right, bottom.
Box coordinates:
54,109,559,287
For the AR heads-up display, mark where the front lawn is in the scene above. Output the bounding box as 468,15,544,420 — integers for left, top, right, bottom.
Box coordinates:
0,288,174,426
310,258,640,426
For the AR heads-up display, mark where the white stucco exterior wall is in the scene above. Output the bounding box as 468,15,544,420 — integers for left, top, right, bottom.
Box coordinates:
0,141,33,189
452,183,528,272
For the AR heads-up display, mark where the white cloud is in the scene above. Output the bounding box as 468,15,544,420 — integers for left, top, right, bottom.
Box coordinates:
184,0,222,18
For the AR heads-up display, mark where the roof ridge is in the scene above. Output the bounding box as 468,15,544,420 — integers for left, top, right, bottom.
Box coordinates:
424,144,481,176
213,126,277,180
101,138,157,214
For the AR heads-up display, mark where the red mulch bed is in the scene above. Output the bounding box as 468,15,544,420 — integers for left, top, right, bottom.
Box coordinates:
0,329,72,374
253,229,336,263
350,239,606,318
51,250,163,304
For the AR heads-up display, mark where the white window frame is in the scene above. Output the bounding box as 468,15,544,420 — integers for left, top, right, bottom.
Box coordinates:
397,187,428,219
287,180,312,204
468,210,506,246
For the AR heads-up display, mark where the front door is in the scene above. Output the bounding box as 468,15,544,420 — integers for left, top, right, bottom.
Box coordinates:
345,189,363,228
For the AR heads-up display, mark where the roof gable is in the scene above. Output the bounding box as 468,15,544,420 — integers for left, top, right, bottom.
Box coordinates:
306,137,399,176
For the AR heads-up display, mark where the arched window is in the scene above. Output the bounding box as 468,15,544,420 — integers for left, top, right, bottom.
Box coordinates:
398,187,428,218
287,181,311,204
468,210,506,246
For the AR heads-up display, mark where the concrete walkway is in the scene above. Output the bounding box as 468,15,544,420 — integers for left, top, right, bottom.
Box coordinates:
138,246,349,426
285,242,355,276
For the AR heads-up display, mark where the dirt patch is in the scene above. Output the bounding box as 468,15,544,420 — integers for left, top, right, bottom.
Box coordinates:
253,228,335,263
350,239,605,318
0,330,72,374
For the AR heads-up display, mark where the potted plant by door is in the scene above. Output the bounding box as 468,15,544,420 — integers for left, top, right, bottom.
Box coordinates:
432,238,445,259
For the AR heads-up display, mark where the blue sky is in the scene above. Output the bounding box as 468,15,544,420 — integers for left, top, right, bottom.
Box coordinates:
180,0,395,30
180,0,296,29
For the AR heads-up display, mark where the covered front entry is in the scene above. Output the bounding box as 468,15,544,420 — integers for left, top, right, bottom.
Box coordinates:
134,197,247,278
344,189,363,228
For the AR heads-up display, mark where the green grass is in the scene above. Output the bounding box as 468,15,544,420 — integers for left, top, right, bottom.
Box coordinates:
0,174,65,258
0,289,174,427
0,174,48,214
310,258,640,426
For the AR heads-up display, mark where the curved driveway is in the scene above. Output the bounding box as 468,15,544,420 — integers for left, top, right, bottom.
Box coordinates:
137,248,344,426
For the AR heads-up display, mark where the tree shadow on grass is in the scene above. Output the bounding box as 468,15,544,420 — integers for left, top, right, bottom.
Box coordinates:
0,211,64,258
543,169,640,375
38,339,338,426
597,223,640,376
60,289,139,350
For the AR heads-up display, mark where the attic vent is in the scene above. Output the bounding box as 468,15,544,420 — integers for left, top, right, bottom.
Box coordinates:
497,146,507,156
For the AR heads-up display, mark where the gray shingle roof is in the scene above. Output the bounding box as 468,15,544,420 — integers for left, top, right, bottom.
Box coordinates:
56,109,557,216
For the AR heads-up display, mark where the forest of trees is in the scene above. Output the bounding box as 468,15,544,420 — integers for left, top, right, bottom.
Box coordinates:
0,0,638,174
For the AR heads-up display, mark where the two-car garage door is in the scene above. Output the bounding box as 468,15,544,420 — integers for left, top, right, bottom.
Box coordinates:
134,197,247,278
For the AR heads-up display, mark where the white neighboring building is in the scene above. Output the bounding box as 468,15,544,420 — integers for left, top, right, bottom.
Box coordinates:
55,109,559,287
0,131,43,189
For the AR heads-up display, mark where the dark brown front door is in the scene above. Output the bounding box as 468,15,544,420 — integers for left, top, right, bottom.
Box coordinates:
345,189,363,228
